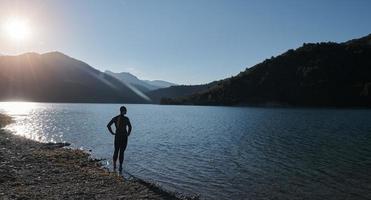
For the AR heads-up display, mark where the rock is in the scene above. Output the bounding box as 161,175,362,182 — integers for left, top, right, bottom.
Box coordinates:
41,142,71,149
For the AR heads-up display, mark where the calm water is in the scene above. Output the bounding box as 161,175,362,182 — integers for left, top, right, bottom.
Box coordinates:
1,102,371,200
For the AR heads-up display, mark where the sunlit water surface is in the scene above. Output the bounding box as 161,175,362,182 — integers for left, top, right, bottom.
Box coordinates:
1,102,371,200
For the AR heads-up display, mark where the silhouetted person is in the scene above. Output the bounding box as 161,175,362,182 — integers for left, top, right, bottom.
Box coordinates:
107,106,132,172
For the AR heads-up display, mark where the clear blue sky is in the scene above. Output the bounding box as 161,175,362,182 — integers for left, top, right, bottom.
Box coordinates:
1,0,371,84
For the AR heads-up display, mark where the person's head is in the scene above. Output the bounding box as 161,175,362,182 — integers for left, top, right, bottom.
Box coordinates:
120,106,127,115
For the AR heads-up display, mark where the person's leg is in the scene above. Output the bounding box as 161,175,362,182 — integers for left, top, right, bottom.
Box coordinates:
113,143,119,170
118,137,128,171
118,147,124,171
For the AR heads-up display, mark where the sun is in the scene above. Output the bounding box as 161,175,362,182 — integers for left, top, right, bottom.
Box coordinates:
2,17,31,42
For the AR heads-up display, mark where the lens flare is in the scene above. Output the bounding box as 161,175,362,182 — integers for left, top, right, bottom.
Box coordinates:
2,17,32,42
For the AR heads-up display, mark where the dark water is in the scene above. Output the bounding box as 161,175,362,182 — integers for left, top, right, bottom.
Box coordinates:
1,102,371,200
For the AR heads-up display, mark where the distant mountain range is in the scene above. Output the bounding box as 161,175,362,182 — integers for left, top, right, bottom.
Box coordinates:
0,52,149,103
105,70,176,92
1,34,371,107
161,34,371,107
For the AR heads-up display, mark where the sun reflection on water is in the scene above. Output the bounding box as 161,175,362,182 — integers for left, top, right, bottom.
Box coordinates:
0,101,57,142
0,101,38,115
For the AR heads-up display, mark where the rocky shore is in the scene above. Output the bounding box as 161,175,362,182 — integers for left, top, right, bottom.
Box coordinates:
0,113,183,200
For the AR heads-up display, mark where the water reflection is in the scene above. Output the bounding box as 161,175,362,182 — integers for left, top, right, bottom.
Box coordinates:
0,102,59,142
1,102,371,199
0,101,38,115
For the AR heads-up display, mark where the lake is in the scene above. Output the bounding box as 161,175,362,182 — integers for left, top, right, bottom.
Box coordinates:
1,102,371,200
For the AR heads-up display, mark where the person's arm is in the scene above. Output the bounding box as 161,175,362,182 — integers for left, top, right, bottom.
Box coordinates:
107,117,115,135
127,118,132,136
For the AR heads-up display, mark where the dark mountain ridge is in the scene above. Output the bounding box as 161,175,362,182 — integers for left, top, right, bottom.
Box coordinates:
146,81,219,103
0,52,148,103
162,34,371,107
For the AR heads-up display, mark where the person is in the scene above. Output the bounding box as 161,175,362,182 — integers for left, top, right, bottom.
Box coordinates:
107,106,132,172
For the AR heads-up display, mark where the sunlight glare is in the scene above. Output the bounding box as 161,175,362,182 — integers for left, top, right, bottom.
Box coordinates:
0,102,37,115
0,102,48,142
2,17,32,42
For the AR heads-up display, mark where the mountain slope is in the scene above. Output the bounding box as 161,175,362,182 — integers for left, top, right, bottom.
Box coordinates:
143,80,176,88
146,82,218,103
0,52,148,103
162,34,371,107
105,70,157,92
105,71,176,92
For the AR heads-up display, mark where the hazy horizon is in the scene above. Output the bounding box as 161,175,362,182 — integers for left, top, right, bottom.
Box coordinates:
1,0,371,84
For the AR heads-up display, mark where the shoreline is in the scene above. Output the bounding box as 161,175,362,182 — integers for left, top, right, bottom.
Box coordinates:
3,101,371,111
0,113,195,200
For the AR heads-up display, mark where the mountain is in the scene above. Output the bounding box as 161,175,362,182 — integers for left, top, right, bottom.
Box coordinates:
162,34,371,107
105,71,177,92
146,82,219,103
143,80,176,88
0,52,149,103
105,70,156,92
